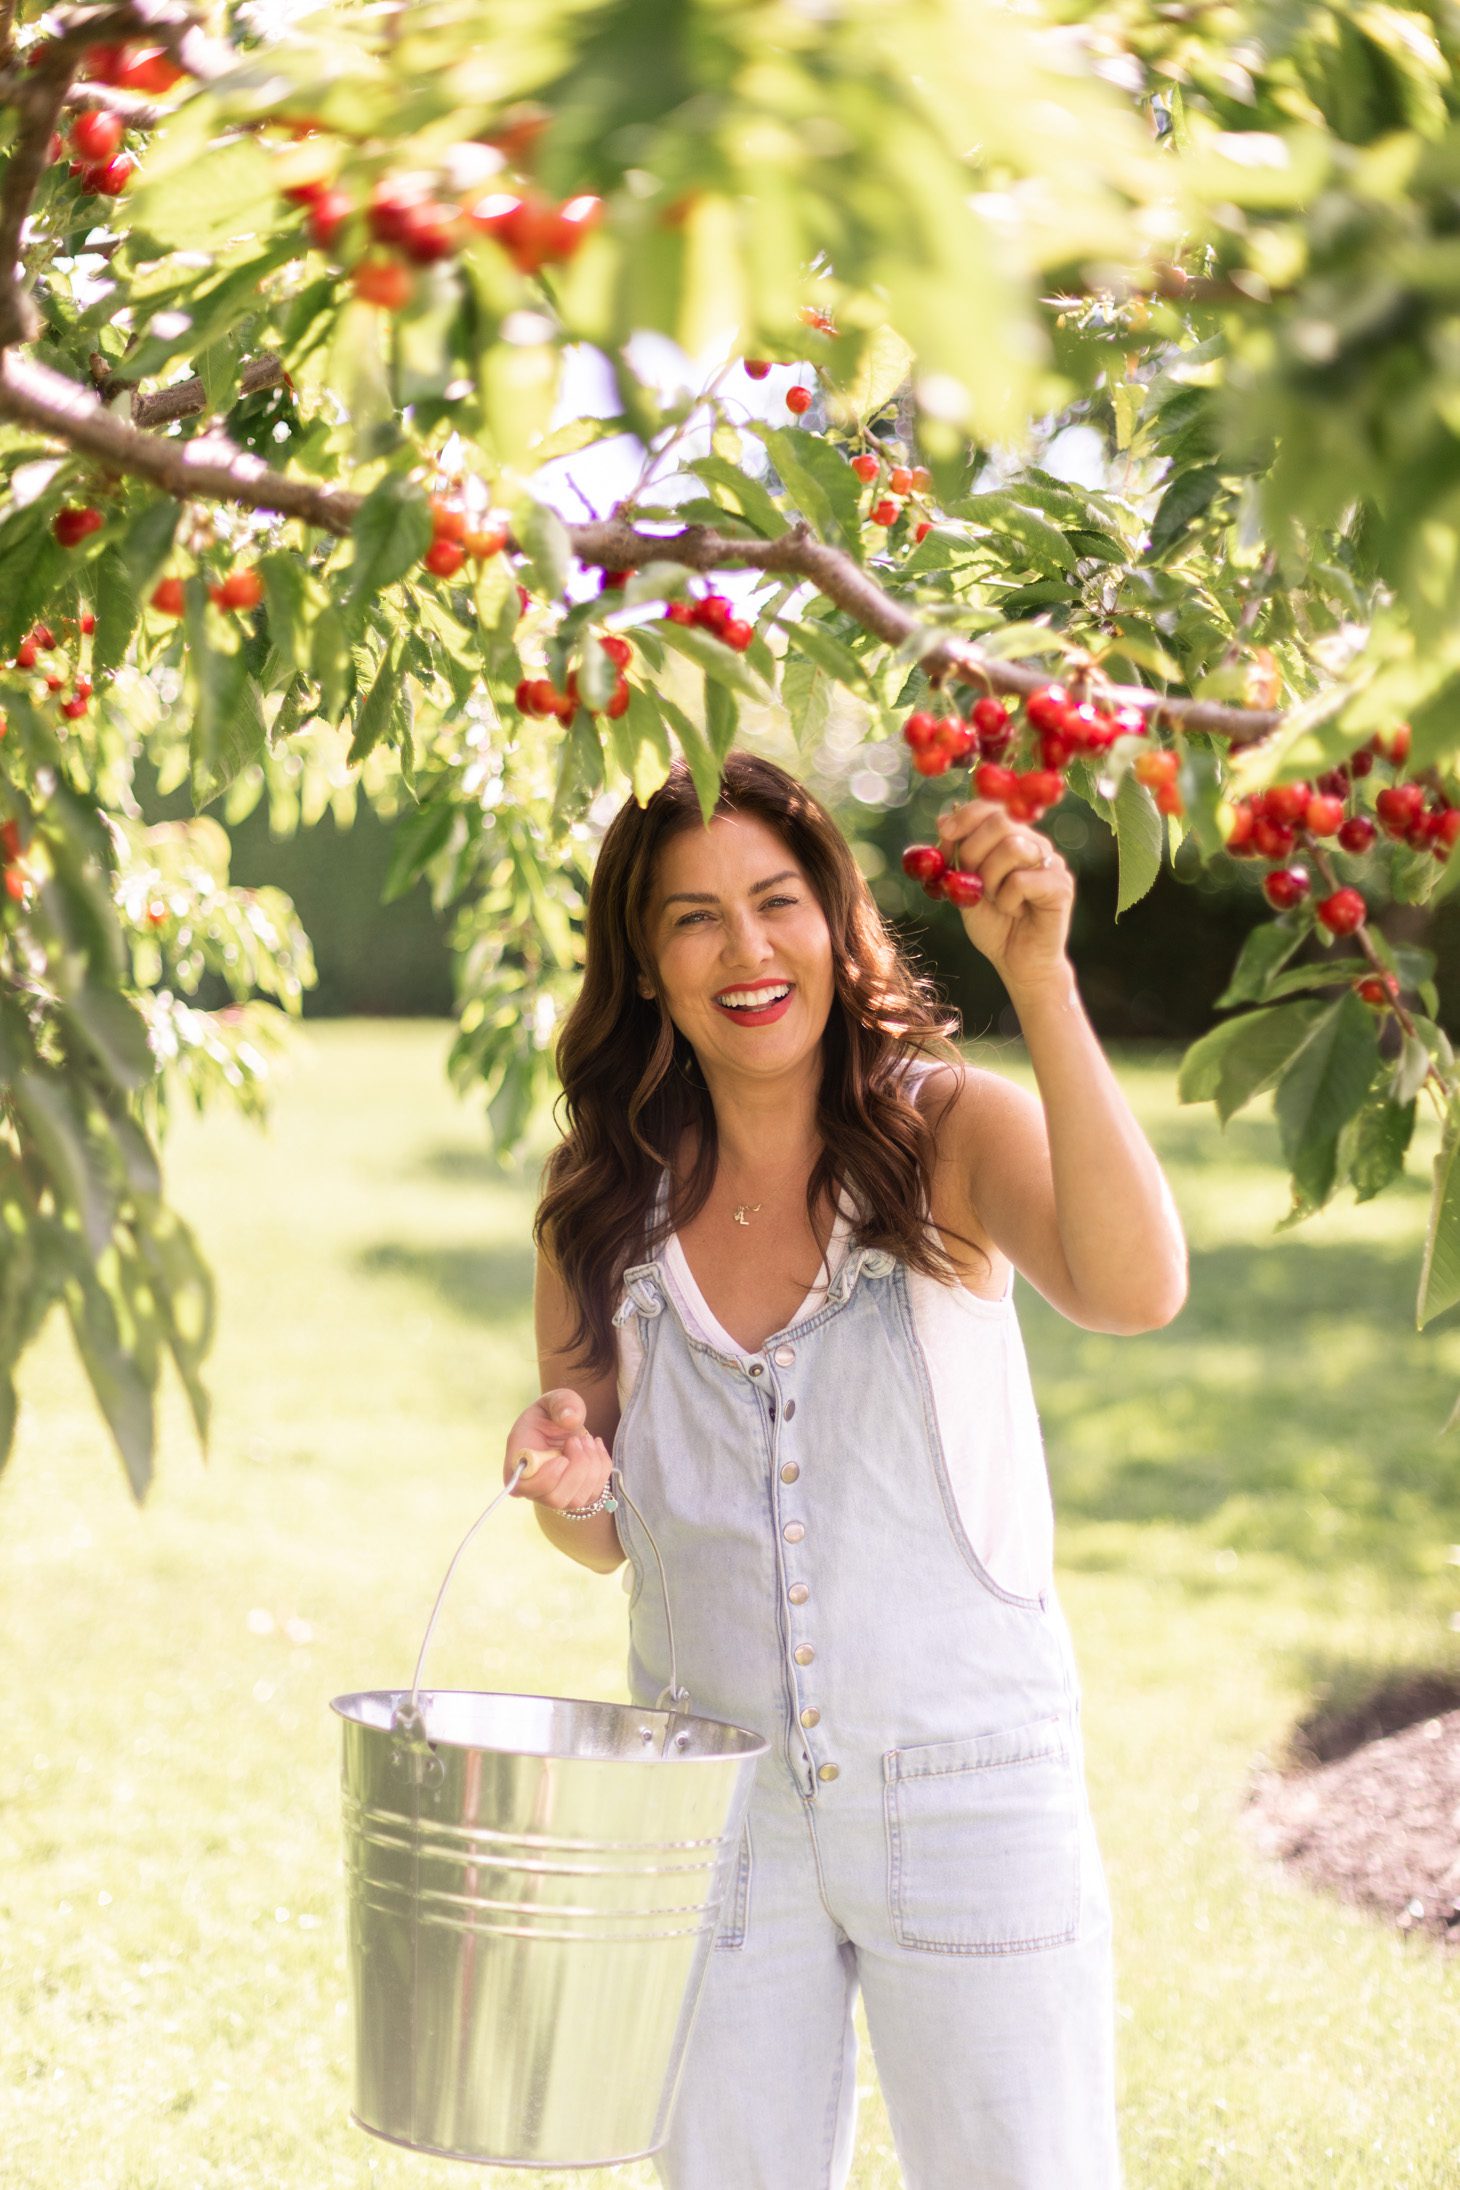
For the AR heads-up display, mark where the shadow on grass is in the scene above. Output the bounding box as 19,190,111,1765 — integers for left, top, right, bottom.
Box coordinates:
356,1240,537,1326
1274,1657,1460,1767
1023,1227,1460,1575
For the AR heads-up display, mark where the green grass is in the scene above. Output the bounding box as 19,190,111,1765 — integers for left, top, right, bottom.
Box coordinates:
3,1020,1460,2188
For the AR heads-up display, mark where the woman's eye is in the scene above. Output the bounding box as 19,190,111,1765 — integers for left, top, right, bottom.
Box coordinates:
676,895,796,928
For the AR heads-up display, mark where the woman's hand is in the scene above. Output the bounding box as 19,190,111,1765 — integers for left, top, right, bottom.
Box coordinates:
503,1387,614,1509
936,798,1075,994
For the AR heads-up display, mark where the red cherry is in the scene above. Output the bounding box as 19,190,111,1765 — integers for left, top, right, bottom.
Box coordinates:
1020,768,1065,812
851,453,880,483
1252,815,1297,861
1316,769,1349,797
1262,867,1310,910
513,679,536,713
367,181,424,247
1065,702,1115,753
4,868,26,903
971,696,1012,740
79,611,95,635
721,619,754,652
973,762,1017,803
1039,729,1075,771
901,845,947,887
1436,808,1460,850
429,495,467,543
1376,783,1425,837
113,47,185,94
14,639,37,669
912,746,952,777
69,110,123,165
1336,814,1376,853
744,360,772,380
1372,722,1412,766
599,569,628,592
353,260,415,309
888,467,913,495
82,43,128,83
307,189,353,250
870,499,898,527
903,710,940,752
665,601,696,625
941,870,985,909
53,506,103,548
785,385,813,416
1263,782,1311,826
938,718,978,764
44,674,65,692
215,569,263,610
0,820,20,860
913,521,931,544
599,634,632,669
73,676,92,701
541,194,603,260
79,153,134,196
604,680,631,720
1025,684,1069,735
1316,886,1365,935
1303,794,1345,835
1224,802,1256,853
424,538,466,578
464,523,508,560
1155,781,1185,818
695,594,732,634
59,695,88,719
910,467,932,492
151,577,185,616
396,201,461,266
31,624,55,650
1350,749,1374,778
1355,973,1400,1006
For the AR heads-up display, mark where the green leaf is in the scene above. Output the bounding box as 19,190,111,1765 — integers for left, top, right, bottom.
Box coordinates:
61,1256,154,1500
754,425,862,547
310,603,351,726
128,133,277,251
1213,920,1304,1007
184,583,267,807
58,980,153,1095
382,799,456,904
260,551,309,675
347,643,401,766
610,686,674,805
1418,1103,1460,1330
777,616,867,689
134,1201,214,1454
118,498,180,596
1112,771,1163,915
688,454,786,540
1346,1097,1416,1203
1147,467,1223,556
1274,992,1383,1209
346,477,433,627
955,493,1077,574
0,498,68,652
656,619,775,706
1176,1000,1330,1124
550,714,606,833
656,691,723,824
516,499,572,604
91,548,140,680
0,1004,117,1259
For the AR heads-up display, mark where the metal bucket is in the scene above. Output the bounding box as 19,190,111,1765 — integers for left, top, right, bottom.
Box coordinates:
331,1462,768,2170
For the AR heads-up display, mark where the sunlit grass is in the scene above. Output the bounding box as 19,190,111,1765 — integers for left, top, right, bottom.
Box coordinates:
2,1022,1459,2188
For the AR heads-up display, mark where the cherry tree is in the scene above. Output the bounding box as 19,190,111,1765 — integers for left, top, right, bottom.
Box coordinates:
1,0,1459,1493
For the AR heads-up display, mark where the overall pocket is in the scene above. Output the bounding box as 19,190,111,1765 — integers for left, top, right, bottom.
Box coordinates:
884,1715,1080,1955
714,1816,753,1950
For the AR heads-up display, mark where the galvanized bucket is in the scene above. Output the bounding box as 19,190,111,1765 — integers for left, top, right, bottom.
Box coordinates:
330,1460,768,2170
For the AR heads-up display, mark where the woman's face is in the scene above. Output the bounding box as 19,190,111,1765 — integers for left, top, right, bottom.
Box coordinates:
644,812,835,1079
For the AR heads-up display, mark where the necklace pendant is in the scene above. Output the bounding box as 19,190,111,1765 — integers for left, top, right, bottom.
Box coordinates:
733,1202,763,1227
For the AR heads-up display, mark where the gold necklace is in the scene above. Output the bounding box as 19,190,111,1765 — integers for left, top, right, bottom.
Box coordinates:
732,1202,763,1226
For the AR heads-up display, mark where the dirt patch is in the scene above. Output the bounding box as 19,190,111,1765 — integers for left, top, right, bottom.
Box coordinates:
1243,1683,1460,1948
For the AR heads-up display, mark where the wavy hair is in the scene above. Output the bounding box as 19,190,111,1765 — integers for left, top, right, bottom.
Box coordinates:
534,749,988,1381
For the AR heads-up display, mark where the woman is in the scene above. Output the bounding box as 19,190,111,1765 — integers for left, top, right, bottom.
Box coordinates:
504,749,1187,2190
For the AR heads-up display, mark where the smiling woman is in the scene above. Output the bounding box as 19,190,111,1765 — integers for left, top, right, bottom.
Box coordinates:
504,748,1186,2190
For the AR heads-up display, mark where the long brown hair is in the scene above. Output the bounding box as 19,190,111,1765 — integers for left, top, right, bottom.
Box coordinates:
535,750,987,1380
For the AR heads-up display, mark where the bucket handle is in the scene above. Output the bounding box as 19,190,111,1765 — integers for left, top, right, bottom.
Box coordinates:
391,1461,689,1744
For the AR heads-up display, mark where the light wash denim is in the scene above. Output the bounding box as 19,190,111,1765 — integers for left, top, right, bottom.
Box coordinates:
610,1229,1123,2190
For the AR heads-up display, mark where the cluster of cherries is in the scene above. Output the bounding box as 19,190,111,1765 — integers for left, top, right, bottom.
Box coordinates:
0,818,27,906
148,570,263,615
11,617,96,720
284,148,602,309
662,591,755,651
514,635,634,724
420,494,509,577
1222,724,1458,939
34,38,190,195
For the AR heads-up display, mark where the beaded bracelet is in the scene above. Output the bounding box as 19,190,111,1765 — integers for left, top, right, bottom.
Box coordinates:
559,1482,619,1521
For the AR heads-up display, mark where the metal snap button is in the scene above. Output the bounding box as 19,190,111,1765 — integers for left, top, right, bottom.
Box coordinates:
799,1706,820,1728
787,1583,809,1605
773,1343,796,1367
780,1461,799,1483
747,1362,764,1378
784,1398,796,1419
783,1520,805,1543
794,1644,815,1666
817,1762,840,1782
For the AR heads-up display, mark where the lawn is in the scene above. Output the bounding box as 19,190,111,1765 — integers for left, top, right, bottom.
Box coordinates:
2,1019,1459,2189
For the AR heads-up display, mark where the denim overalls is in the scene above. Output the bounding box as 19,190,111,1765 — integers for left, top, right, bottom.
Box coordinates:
609,1181,1124,2190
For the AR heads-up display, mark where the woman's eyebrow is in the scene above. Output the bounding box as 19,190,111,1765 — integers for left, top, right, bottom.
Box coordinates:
661,868,799,908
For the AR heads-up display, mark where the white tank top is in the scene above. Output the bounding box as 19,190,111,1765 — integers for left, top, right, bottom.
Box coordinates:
614,1061,1055,1605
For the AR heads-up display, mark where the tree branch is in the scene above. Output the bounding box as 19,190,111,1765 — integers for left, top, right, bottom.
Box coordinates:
90,350,289,423
0,347,1287,740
